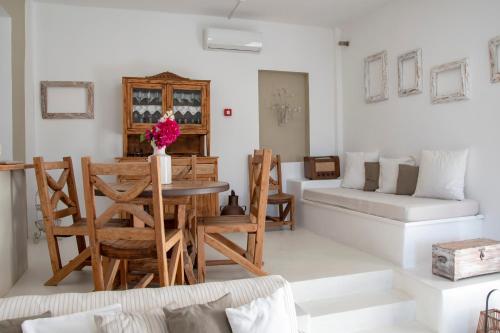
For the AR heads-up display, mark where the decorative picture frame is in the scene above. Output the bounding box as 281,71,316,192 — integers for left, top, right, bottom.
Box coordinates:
364,51,388,103
430,58,470,104
40,81,94,119
489,35,500,83
398,48,423,97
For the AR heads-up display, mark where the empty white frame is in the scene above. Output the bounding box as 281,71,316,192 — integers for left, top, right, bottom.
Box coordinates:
489,35,500,83
398,49,423,97
364,51,388,103
431,58,470,104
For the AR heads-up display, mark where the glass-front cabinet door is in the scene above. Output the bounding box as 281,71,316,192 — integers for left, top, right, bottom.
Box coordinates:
168,84,207,131
127,83,167,129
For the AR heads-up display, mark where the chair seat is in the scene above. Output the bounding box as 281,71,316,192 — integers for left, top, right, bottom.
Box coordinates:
267,192,294,204
199,215,257,233
53,218,131,236
100,229,180,260
101,240,156,260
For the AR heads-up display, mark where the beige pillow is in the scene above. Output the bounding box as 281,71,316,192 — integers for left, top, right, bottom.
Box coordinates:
363,162,380,191
396,165,419,195
0,312,51,333
163,293,232,333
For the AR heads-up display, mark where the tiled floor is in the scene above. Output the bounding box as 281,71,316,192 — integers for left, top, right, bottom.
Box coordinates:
6,228,393,297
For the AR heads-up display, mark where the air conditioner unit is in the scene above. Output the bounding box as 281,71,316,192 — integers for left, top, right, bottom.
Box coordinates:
204,28,263,53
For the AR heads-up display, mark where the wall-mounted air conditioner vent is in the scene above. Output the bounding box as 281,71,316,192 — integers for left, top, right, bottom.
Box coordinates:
204,28,263,53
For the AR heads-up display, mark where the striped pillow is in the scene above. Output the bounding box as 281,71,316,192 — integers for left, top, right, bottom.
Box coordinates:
94,308,166,333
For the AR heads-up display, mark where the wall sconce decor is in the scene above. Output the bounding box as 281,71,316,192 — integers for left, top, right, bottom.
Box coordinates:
271,88,302,126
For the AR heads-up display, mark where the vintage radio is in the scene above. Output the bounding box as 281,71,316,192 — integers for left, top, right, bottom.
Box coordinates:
304,156,340,180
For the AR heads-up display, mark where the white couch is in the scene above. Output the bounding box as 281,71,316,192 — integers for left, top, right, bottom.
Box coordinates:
0,275,298,332
300,186,483,268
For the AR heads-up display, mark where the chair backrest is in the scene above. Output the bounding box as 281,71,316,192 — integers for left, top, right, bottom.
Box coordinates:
268,155,283,193
172,155,197,181
247,149,272,227
33,156,82,227
81,156,165,245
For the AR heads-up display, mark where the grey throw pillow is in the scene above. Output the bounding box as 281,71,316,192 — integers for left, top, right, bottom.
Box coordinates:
163,293,232,333
0,311,51,333
363,162,380,191
396,164,419,195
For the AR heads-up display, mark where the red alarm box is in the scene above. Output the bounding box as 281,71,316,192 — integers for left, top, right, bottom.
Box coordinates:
224,108,232,116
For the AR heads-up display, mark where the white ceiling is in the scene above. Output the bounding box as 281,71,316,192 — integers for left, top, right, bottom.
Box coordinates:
36,0,392,27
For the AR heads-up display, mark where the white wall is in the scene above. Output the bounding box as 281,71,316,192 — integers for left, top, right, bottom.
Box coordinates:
0,6,12,160
341,0,500,237
28,2,337,223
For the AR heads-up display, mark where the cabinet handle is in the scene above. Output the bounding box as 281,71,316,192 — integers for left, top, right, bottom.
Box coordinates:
480,248,485,261
437,256,447,264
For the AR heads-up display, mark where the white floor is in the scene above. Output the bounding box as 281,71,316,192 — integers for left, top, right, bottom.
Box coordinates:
6,227,500,333
6,227,392,297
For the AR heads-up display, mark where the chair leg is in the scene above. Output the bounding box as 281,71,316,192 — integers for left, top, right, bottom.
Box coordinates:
290,198,296,231
104,259,121,291
76,235,87,253
91,245,105,291
246,233,256,261
253,228,265,268
120,260,128,290
156,243,169,287
175,238,185,285
45,232,62,275
197,225,206,283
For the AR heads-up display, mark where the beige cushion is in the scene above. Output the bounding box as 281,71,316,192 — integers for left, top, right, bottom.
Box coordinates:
0,312,51,333
303,187,479,222
363,162,379,192
396,165,419,195
163,293,232,333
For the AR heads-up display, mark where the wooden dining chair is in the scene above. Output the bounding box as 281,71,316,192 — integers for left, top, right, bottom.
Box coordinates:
82,156,184,290
33,156,93,286
197,148,272,283
251,154,295,231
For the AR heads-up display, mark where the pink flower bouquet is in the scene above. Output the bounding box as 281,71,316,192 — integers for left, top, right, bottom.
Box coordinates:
141,111,180,150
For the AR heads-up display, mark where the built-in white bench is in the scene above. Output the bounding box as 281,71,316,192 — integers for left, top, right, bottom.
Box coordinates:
289,179,483,268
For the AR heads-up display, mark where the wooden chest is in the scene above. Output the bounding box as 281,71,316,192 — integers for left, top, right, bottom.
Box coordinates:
432,239,500,281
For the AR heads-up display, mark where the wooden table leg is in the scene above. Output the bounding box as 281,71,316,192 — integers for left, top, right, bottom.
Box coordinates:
175,204,197,285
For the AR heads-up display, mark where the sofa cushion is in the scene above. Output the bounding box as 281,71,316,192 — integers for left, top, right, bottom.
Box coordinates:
0,311,51,333
363,162,379,192
303,187,479,222
163,293,232,333
396,165,419,195
94,308,166,333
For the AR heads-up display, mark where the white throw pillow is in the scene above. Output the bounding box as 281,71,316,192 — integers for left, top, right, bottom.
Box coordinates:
225,288,292,333
94,308,166,333
377,156,415,194
21,304,122,333
413,150,469,200
342,152,379,189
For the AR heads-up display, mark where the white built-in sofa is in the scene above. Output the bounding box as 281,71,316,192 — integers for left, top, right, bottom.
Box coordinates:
300,186,483,268
0,275,300,332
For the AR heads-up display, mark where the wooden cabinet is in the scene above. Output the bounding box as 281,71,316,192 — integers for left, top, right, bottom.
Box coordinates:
122,71,211,157
121,71,219,217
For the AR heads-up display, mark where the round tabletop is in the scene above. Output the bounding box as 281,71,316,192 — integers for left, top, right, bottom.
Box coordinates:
100,180,230,198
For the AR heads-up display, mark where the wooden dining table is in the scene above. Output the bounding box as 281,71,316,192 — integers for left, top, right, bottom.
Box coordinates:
96,180,229,285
